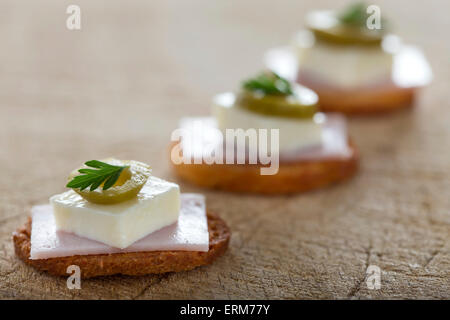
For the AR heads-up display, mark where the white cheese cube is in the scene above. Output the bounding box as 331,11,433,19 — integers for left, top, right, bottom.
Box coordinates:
213,92,324,153
295,37,393,88
50,176,180,249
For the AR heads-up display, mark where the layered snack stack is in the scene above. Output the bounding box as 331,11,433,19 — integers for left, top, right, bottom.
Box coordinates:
13,159,230,278
266,2,432,115
172,71,358,194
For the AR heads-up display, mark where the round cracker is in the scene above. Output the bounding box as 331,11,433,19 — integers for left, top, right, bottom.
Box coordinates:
172,141,359,194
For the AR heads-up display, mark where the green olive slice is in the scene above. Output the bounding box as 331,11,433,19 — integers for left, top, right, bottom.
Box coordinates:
68,158,151,204
307,10,384,46
236,84,318,119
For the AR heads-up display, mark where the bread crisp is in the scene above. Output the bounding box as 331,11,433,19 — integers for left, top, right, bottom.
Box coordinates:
298,73,415,115
13,212,230,278
172,141,359,194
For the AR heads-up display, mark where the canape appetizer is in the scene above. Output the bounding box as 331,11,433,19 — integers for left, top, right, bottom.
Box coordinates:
13,158,230,278
265,2,432,115
171,71,358,194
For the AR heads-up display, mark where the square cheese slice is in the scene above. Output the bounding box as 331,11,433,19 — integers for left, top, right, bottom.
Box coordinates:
50,176,180,249
31,193,209,259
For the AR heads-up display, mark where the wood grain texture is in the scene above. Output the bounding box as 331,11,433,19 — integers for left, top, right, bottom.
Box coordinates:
0,0,449,299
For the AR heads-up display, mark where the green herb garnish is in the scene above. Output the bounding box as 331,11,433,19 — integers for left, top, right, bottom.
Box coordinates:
66,160,129,191
338,2,368,27
242,71,293,96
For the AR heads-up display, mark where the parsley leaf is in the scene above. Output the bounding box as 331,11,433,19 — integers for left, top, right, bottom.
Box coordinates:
66,160,129,191
242,71,293,96
338,2,368,27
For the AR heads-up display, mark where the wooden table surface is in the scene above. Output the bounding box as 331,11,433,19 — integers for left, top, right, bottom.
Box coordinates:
0,0,448,299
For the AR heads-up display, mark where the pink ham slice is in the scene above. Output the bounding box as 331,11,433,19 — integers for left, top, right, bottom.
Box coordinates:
30,193,209,260
178,114,353,164
278,113,352,162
